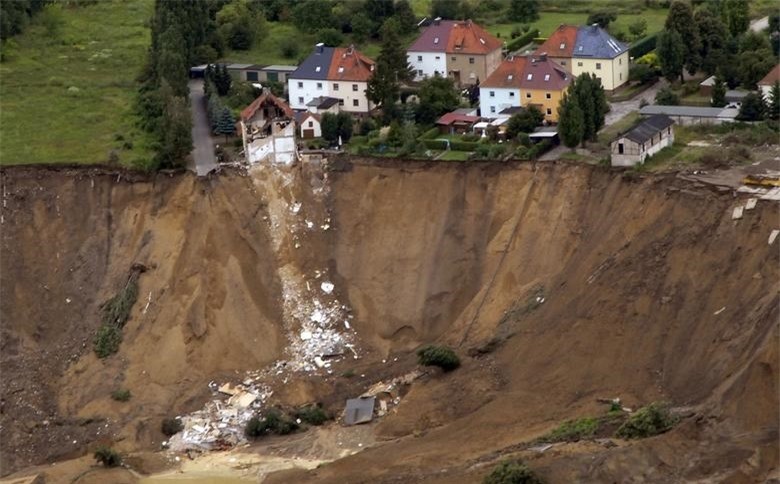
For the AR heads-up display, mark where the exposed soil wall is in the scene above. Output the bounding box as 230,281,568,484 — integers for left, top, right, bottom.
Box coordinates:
1,160,777,482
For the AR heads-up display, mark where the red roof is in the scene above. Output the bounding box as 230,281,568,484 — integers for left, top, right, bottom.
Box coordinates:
481,56,528,88
436,112,481,126
328,47,375,82
408,20,501,55
533,25,578,58
519,56,570,91
758,64,780,86
240,91,294,121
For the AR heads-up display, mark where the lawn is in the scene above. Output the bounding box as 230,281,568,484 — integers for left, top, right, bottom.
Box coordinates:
0,0,154,166
438,150,471,161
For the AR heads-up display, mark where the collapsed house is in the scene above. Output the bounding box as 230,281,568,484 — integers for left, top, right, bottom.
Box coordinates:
240,89,298,165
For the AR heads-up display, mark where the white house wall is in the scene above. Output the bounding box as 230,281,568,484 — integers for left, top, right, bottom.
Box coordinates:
611,131,674,166
288,79,327,109
479,87,520,118
408,51,447,81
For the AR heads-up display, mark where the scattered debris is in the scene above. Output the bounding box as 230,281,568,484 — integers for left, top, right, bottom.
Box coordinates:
713,306,726,316
528,443,553,453
745,198,757,210
344,397,376,426
732,206,744,220
320,281,334,294
769,229,779,246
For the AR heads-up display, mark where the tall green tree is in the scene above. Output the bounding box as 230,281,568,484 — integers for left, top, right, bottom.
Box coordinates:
737,92,765,121
216,0,266,51
628,19,647,40
431,0,459,19
710,76,726,107
768,81,780,121
587,11,617,29
158,83,193,167
214,107,236,142
664,1,701,77
722,0,749,37
367,19,413,121
505,106,544,138
695,9,729,76
350,13,373,43
569,73,607,143
291,0,334,31
415,74,460,124
558,93,584,149
393,0,418,34
364,0,395,25
507,0,539,22
657,29,685,82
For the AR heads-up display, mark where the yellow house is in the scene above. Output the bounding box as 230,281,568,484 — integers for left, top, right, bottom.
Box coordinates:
519,55,571,122
572,52,629,92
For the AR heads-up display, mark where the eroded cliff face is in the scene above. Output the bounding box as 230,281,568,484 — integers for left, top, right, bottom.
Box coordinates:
1,161,777,482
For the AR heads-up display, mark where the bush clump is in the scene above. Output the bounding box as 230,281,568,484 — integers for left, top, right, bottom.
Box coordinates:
111,389,131,402
543,417,599,442
245,409,299,439
94,269,141,358
615,402,677,439
483,459,543,484
161,417,184,436
295,405,328,426
94,446,122,467
417,345,461,372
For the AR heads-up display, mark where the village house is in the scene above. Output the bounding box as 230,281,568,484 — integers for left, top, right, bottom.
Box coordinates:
436,111,481,135
478,56,528,118
295,111,321,139
239,90,298,165
758,64,779,101
519,54,571,122
288,44,375,114
534,24,629,91
407,18,502,86
306,96,340,115
611,114,675,167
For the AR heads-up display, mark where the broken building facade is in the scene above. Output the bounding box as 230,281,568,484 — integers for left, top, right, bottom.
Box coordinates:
240,90,299,165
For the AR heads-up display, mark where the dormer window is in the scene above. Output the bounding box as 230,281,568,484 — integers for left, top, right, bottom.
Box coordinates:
527,73,532,80
479,38,485,44
507,74,513,80
578,45,583,51
559,42,565,49
434,37,439,44
544,74,550,81
315,66,321,72
338,66,344,73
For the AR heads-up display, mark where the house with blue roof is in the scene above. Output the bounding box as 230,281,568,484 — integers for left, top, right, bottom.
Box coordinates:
535,24,629,91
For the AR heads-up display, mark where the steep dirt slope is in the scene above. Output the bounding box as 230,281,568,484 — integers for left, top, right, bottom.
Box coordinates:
1,161,777,483
274,160,778,483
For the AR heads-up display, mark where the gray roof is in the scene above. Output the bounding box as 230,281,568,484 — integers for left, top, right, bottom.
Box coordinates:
344,397,375,425
639,105,739,119
290,45,335,80
499,106,526,115
573,25,628,59
529,126,558,138
725,90,749,101
227,63,254,70
621,114,674,144
306,96,340,109
263,65,298,72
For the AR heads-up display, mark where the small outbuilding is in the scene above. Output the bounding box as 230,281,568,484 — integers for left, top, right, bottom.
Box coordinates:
639,105,738,125
344,397,376,425
436,111,481,135
611,114,674,167
295,111,321,139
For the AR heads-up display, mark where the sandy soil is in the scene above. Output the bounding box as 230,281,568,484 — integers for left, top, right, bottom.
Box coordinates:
0,159,777,482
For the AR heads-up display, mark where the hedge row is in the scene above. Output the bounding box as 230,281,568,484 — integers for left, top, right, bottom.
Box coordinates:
629,33,658,59
419,127,440,140
506,29,541,52
450,140,480,151
422,139,448,150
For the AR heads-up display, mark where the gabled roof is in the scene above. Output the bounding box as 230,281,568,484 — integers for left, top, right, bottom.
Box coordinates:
758,64,780,86
436,112,481,126
481,56,528,89
620,114,674,144
519,55,570,91
290,45,335,80
534,25,578,58
295,111,320,124
328,47,375,81
306,96,340,109
573,24,628,59
240,90,294,121
408,19,501,55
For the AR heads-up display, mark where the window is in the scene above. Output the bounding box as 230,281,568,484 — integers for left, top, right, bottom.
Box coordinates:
577,61,583,67
526,73,533,80
435,56,440,60
619,73,622,80
317,82,323,89
545,92,551,99
434,37,439,44
297,81,303,88
509,92,515,97
418,69,423,76
315,66,321,72
353,99,359,106
619,58,622,65
308,121,313,127
489,91,495,97
507,74,513,80
596,63,602,70
469,57,475,64
546,108,552,115
334,83,339,91
417,55,423,61
490,106,496,113
451,56,456,61
618,142,624,154
338,67,344,73
561,61,566,66
339,99,344,106
246,71,258,81
559,42,566,49
352,84,358,91
298,97,304,104
526,92,531,98
544,74,550,81
667,127,671,135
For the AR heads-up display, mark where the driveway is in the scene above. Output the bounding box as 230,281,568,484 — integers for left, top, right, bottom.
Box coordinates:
604,80,665,127
187,79,217,176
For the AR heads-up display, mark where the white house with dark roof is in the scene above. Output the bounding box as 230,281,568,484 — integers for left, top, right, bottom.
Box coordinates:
611,114,675,166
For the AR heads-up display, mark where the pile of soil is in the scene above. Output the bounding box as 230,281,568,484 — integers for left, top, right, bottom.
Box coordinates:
0,160,776,482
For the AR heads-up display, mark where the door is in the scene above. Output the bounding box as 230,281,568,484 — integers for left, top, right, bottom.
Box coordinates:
303,129,314,139
618,142,624,154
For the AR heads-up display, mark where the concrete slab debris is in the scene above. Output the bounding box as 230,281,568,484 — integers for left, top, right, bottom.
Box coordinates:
713,306,726,315
769,229,779,246
745,198,757,210
732,206,744,220
321,281,334,294
344,397,376,425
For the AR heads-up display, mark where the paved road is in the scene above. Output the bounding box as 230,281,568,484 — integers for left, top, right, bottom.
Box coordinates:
750,16,769,33
604,80,665,127
187,79,218,176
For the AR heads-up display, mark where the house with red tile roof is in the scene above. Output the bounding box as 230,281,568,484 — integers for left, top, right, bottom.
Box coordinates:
407,19,502,86
288,44,375,114
240,89,298,164
479,56,528,117
758,64,780,101
534,24,629,91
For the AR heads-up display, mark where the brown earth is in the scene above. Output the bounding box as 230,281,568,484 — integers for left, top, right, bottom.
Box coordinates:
0,160,777,483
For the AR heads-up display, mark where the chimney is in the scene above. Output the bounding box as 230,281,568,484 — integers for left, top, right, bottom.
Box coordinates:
347,44,354,55
315,42,324,54
434,16,441,25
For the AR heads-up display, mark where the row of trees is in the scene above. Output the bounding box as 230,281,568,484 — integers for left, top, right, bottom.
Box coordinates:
0,0,48,40
204,66,236,142
558,74,609,148
656,0,773,88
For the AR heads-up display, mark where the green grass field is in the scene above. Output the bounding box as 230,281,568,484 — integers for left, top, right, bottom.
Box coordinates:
0,0,154,166
487,9,668,39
